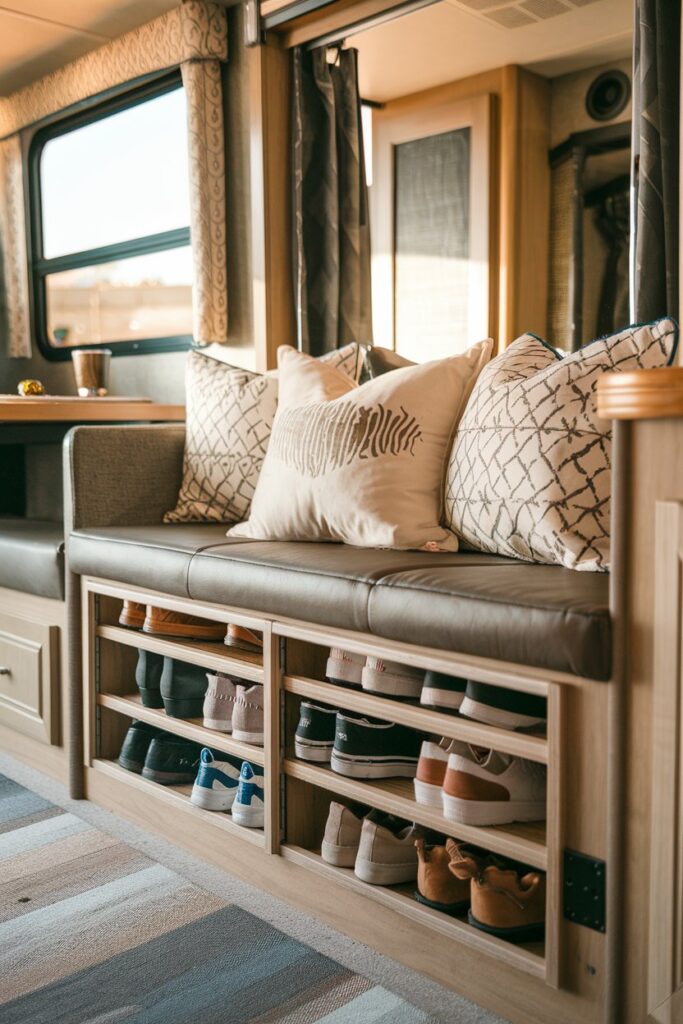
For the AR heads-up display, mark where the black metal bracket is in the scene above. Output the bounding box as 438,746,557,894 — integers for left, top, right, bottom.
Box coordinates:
563,849,606,933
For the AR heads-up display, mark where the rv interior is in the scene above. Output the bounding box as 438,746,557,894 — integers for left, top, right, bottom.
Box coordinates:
0,1,681,1023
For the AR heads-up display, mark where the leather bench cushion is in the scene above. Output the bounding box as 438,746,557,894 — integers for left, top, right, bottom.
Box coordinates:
0,519,65,600
69,524,242,596
368,563,611,680
188,543,505,632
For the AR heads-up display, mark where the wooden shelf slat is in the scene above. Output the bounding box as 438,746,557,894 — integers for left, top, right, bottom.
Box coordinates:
0,396,185,423
284,675,548,763
91,759,265,847
280,845,546,978
97,692,265,766
96,624,264,682
284,759,547,869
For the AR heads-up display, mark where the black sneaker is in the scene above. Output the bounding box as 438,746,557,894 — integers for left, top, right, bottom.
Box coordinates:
331,712,422,778
460,681,547,731
420,672,467,711
135,650,164,709
294,702,338,762
141,734,203,785
118,721,163,774
160,658,209,719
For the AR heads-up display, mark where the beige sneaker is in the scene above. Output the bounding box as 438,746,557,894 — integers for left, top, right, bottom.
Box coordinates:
443,748,546,825
414,738,472,807
354,815,421,885
225,624,263,654
361,657,425,698
326,648,365,688
321,802,364,867
203,673,239,732
231,684,264,745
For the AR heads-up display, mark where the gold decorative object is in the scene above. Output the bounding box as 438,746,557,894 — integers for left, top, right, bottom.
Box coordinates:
17,379,45,396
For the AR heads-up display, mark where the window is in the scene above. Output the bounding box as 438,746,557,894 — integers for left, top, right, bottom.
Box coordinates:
30,75,193,358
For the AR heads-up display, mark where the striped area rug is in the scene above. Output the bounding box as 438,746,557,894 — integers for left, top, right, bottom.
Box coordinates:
0,775,435,1024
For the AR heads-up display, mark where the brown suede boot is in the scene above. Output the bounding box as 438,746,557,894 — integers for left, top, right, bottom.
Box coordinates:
119,600,146,629
448,839,545,942
415,838,470,914
224,624,263,653
142,607,225,641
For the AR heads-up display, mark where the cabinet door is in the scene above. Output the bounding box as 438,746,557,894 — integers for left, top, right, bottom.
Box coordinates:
371,93,491,360
0,610,59,744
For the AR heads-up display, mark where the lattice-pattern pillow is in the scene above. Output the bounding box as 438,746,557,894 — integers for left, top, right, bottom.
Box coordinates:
444,319,678,571
165,343,363,524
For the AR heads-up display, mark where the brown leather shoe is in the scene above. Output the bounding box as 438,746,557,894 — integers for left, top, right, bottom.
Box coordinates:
415,838,470,914
224,624,263,653
142,607,225,641
119,601,146,629
448,839,545,942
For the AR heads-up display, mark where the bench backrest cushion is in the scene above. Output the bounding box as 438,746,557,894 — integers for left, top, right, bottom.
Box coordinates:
444,317,678,571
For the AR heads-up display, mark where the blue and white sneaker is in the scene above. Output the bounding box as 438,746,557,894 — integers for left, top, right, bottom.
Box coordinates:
231,761,265,828
190,748,242,811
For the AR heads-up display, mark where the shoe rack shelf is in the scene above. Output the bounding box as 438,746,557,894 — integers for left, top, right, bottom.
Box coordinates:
82,575,612,1022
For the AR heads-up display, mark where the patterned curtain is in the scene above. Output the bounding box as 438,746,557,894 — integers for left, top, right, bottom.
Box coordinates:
633,0,680,322
292,46,372,355
0,0,228,358
0,135,30,358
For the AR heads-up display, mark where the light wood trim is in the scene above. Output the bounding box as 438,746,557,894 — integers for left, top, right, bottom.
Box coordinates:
97,692,266,766
284,758,547,868
281,844,546,978
544,683,564,990
263,622,281,853
598,368,683,421
647,501,683,1016
96,625,263,682
279,0,434,48
0,397,185,423
92,758,265,848
249,40,296,371
284,674,548,762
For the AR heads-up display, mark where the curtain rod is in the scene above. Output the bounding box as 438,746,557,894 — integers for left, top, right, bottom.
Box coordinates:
303,0,439,51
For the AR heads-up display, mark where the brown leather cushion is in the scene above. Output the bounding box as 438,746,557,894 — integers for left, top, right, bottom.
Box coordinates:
368,563,611,680
69,524,243,596
0,518,65,600
188,543,499,632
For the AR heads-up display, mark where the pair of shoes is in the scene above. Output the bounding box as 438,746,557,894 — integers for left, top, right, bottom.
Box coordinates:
119,603,264,654
118,723,202,784
448,841,546,942
135,651,209,719
203,675,264,744
190,749,265,827
414,739,547,825
295,703,422,778
456,681,547,731
120,602,225,641
321,802,424,884
326,648,426,698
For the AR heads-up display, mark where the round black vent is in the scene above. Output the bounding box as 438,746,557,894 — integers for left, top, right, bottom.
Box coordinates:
586,70,631,122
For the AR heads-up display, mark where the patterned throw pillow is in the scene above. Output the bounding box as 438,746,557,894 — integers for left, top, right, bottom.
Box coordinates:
229,339,492,550
444,318,678,571
165,343,363,524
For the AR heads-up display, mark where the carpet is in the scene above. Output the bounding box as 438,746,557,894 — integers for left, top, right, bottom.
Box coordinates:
0,774,437,1024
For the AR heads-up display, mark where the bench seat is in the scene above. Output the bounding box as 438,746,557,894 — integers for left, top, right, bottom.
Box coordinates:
69,523,611,680
0,518,65,600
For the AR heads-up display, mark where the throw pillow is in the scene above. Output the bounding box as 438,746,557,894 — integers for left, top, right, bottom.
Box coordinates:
164,343,363,524
444,318,678,571
229,338,493,550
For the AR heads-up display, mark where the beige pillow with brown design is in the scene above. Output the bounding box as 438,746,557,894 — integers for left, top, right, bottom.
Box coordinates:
229,339,492,550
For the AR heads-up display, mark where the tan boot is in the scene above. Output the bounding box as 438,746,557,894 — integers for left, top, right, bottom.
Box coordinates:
224,624,263,653
415,838,470,914
448,839,545,942
142,606,225,641
119,600,146,629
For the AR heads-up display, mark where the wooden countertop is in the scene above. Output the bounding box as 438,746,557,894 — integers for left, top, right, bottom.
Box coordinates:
597,368,683,421
0,396,185,423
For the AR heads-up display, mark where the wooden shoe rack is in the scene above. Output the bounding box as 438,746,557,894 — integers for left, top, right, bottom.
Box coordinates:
81,574,609,1024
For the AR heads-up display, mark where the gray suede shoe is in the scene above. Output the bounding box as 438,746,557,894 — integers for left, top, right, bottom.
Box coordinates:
203,673,239,732
231,684,264,745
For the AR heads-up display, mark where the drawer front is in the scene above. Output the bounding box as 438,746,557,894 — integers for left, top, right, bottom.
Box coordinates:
0,611,59,744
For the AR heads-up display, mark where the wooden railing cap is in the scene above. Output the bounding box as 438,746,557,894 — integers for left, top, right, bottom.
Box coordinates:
597,367,683,421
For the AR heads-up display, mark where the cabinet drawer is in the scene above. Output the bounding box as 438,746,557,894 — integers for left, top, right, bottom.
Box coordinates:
0,611,59,744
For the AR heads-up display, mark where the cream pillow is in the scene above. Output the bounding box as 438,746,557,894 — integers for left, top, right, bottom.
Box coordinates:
229,339,492,550
164,343,363,524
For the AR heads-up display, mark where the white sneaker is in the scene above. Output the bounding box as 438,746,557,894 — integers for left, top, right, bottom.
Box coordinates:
413,738,472,807
442,748,546,825
361,657,425,698
326,648,365,688
354,816,421,885
190,749,241,811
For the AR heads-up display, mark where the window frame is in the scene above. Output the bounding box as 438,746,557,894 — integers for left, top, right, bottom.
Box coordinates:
28,71,193,361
